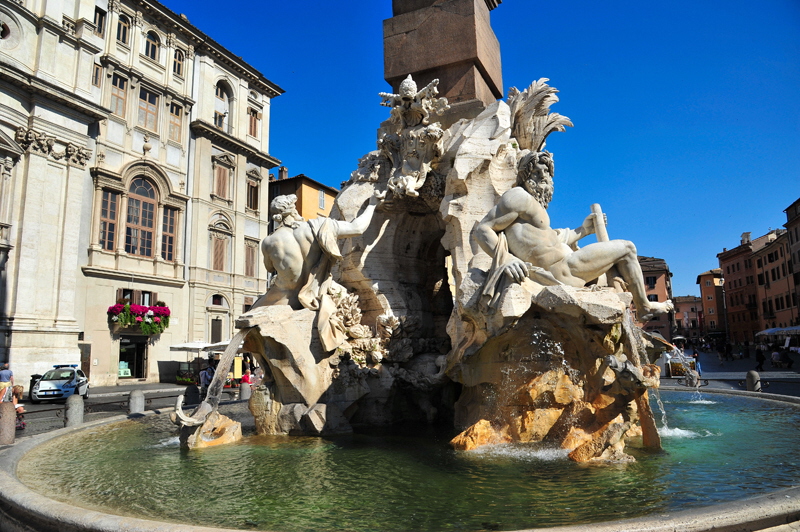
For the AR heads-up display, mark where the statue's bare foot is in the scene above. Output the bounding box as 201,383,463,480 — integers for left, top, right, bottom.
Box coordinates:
640,299,674,322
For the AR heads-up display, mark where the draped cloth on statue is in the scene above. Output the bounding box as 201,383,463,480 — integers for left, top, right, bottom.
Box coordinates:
297,217,348,352
480,231,568,311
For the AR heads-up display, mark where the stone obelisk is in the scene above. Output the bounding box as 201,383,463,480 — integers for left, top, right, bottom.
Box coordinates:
383,0,503,126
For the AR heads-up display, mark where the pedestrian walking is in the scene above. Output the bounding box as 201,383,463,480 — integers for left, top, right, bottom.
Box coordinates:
0,363,13,402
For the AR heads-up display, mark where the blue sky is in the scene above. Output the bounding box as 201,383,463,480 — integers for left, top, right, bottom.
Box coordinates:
167,0,800,297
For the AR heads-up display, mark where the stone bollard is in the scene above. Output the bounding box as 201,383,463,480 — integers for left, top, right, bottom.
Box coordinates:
239,383,251,402
65,394,84,427
746,370,761,392
0,402,16,444
128,389,145,415
184,384,200,406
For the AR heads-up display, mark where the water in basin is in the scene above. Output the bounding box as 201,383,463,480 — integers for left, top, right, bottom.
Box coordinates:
18,391,800,531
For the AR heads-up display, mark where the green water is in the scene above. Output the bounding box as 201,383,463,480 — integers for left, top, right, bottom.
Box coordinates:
17,391,800,531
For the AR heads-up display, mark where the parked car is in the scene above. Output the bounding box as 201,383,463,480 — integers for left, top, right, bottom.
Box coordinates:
30,365,89,403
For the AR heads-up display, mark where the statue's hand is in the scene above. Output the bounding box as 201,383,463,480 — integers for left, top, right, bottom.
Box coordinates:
503,258,530,284
580,214,597,236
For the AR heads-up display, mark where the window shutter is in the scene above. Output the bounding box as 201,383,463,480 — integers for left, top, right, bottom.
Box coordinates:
152,292,159,305
133,290,142,305
213,237,225,271
116,288,124,302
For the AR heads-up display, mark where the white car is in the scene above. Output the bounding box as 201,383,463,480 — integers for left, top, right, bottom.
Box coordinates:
30,365,89,403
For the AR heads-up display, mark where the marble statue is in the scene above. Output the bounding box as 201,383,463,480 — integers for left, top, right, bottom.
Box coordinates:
174,75,670,461
473,150,674,321
378,75,449,198
253,190,384,352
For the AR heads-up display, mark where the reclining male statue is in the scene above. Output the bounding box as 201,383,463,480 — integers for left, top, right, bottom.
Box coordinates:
473,150,673,320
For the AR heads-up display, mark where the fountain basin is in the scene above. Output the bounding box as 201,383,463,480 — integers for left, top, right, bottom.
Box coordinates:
2,389,800,532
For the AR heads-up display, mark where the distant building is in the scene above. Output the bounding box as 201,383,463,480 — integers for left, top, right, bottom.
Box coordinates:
717,232,761,344
638,256,673,341
268,167,338,231
696,269,725,340
784,197,800,325
672,295,702,341
753,230,797,330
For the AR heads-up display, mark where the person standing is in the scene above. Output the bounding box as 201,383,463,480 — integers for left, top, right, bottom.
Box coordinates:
0,363,13,402
755,347,766,372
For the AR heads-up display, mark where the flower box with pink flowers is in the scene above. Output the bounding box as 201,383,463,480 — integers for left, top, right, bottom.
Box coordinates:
107,301,171,335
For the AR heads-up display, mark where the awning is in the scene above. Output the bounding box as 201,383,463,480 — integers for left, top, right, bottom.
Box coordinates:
203,339,246,353
169,342,212,352
756,326,800,336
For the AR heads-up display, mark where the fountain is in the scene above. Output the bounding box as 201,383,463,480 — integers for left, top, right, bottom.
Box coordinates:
168,75,670,464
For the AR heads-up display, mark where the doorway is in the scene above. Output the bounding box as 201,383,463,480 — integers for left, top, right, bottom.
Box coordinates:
119,335,148,379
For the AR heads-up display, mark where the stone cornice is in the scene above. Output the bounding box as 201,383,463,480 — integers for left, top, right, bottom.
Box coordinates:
82,265,186,288
0,62,109,121
190,119,280,169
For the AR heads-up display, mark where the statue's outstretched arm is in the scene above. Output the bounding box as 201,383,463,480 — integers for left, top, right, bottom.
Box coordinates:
335,190,386,238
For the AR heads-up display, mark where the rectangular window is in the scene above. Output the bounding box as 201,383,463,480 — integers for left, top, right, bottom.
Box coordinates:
168,103,182,142
111,74,127,117
141,291,152,306
212,236,226,271
710,320,716,329
213,111,225,129
93,7,106,36
91,64,102,87
99,190,118,251
215,165,229,199
708,308,715,314
246,180,259,211
248,107,259,137
318,189,325,211
647,294,658,302
707,295,713,300
705,280,711,286
161,207,177,262
138,88,159,130
645,276,656,289
245,241,257,277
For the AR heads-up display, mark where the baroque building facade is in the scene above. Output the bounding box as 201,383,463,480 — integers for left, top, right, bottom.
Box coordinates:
0,0,282,386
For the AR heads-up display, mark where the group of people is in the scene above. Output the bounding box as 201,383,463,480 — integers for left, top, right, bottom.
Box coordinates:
198,356,261,400
0,363,25,430
755,345,795,371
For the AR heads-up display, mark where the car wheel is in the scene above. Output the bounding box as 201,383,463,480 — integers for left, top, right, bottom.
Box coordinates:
82,388,89,400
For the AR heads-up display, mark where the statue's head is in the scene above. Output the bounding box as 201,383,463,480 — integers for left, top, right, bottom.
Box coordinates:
518,151,554,208
399,75,417,102
270,194,303,228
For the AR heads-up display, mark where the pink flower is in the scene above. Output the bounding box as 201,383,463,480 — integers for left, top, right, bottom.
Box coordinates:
135,316,143,322
130,304,147,316
107,304,125,315
154,317,161,323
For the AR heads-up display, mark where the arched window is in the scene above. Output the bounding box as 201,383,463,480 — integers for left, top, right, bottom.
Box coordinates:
116,15,130,44
213,82,230,130
173,49,184,76
125,178,157,257
144,31,159,61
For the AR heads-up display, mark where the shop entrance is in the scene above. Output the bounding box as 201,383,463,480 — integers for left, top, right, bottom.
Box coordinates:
119,335,148,379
